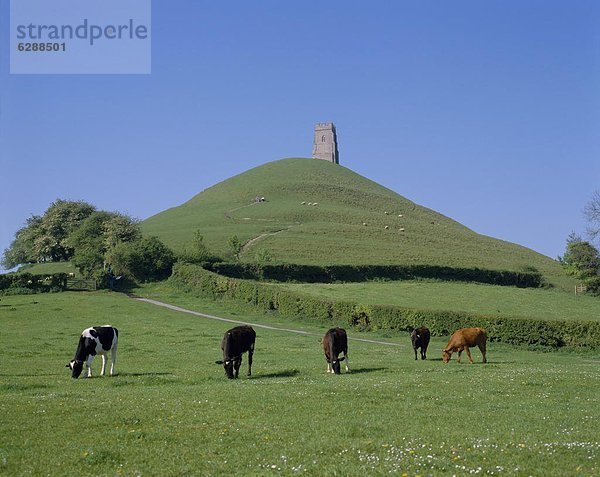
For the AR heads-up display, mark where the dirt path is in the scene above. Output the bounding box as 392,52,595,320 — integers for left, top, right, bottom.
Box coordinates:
133,296,403,348
240,226,293,254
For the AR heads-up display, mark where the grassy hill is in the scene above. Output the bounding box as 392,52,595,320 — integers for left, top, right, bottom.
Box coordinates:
142,158,569,287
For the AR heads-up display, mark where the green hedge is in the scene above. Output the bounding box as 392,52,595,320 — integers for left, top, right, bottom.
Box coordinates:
0,273,67,295
171,263,600,349
201,262,543,288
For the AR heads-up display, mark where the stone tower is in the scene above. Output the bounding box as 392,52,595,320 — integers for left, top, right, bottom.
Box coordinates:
312,122,339,164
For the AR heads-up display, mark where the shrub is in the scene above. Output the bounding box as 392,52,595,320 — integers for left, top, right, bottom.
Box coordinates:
0,272,67,295
108,236,175,282
585,276,600,296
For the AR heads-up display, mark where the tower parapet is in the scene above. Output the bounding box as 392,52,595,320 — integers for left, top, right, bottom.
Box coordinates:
312,122,339,164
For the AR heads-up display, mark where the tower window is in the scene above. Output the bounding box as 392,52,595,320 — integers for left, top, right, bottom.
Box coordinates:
322,135,326,142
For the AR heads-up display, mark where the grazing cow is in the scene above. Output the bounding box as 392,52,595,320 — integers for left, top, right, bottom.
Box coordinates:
215,326,256,379
323,327,350,374
442,327,487,364
411,326,430,360
67,326,118,379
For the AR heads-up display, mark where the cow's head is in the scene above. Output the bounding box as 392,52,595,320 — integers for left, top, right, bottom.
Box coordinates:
215,359,236,379
442,349,452,363
331,356,345,375
66,360,84,378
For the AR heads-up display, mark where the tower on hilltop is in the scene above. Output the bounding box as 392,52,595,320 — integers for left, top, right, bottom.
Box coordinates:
312,122,339,164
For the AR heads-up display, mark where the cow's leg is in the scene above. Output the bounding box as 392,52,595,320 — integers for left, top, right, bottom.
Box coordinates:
344,352,350,373
86,356,94,377
247,349,253,377
413,346,418,360
465,347,474,364
479,342,487,364
234,358,241,379
110,346,117,375
326,360,331,373
457,349,463,364
100,354,107,376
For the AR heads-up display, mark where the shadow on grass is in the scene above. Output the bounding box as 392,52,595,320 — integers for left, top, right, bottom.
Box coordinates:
255,369,300,379
0,372,63,377
346,367,387,374
114,372,174,377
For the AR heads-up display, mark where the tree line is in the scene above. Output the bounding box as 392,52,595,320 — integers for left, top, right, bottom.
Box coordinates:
559,191,600,293
2,199,174,284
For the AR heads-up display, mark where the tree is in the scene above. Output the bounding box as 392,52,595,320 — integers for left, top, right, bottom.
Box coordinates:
179,230,219,264
1,215,43,269
228,235,242,261
584,190,600,243
68,211,115,276
102,214,140,251
3,199,96,267
107,236,175,282
255,248,272,264
559,233,600,279
38,199,96,261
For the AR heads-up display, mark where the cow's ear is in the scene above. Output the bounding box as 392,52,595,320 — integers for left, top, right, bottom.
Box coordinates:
65,363,70,368
215,360,224,365
338,356,346,361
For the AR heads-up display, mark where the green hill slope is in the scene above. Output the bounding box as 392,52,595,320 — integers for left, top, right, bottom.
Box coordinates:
142,158,568,286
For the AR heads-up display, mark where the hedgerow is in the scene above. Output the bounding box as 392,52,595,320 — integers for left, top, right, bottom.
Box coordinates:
0,273,67,295
171,263,600,348
202,262,544,288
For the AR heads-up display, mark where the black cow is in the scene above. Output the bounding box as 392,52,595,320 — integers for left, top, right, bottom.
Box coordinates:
323,327,350,374
215,326,256,379
67,326,119,379
411,326,430,360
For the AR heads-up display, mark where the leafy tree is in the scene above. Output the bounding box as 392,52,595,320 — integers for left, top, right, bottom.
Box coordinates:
3,199,95,267
68,211,115,276
255,248,272,264
559,233,600,279
228,235,242,261
38,199,96,261
107,236,175,282
102,214,140,251
179,230,219,264
1,215,43,269
584,190,600,243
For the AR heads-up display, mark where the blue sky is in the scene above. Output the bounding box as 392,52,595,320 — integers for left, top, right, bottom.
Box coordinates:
1,0,599,271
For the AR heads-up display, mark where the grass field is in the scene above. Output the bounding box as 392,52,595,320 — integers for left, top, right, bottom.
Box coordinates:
274,280,600,322
141,159,572,289
1,290,599,476
16,261,79,277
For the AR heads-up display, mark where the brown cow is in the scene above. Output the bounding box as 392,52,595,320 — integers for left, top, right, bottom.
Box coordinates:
442,327,487,364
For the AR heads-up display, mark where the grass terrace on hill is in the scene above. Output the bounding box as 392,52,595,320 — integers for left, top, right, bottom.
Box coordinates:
275,280,600,323
141,158,572,288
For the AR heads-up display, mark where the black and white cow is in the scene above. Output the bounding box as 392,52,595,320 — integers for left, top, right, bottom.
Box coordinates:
66,326,119,379
215,326,256,379
411,326,430,360
323,327,350,374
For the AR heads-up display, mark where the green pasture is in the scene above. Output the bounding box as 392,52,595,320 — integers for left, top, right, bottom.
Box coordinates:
276,280,600,323
141,159,571,289
1,290,599,476
16,261,79,277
